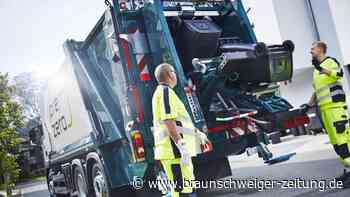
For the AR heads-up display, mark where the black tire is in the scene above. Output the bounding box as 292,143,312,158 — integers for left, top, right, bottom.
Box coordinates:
74,167,89,197
90,162,111,197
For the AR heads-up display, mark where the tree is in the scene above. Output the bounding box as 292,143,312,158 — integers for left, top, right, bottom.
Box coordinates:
12,73,42,120
11,73,45,180
0,72,24,196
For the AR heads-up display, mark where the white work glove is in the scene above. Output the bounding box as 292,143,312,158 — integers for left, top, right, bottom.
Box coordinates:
195,129,210,145
176,139,191,166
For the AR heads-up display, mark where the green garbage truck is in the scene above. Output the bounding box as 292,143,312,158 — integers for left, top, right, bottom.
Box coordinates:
39,0,308,196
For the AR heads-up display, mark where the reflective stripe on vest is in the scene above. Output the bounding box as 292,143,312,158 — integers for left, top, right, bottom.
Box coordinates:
153,125,196,142
153,115,195,141
315,81,342,94
317,87,346,104
153,117,199,159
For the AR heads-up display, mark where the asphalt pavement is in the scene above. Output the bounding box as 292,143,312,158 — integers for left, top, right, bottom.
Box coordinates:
201,134,350,197
14,180,49,197
15,134,350,197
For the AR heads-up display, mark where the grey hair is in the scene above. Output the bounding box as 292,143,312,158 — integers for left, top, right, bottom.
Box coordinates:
154,63,174,83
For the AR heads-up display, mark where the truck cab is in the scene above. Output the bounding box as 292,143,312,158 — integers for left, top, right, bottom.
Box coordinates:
40,0,306,196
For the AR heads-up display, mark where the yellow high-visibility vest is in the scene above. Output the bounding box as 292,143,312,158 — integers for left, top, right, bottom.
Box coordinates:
152,84,200,160
313,57,345,109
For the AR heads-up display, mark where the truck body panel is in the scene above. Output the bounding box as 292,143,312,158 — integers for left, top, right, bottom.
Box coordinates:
40,60,94,163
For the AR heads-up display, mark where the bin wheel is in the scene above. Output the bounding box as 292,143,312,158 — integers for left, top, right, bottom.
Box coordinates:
283,40,295,52
255,42,268,56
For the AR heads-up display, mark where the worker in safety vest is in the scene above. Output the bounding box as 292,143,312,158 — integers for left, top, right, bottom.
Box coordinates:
301,41,350,186
152,63,210,197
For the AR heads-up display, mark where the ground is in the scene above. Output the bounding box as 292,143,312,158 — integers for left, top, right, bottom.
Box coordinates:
10,134,350,197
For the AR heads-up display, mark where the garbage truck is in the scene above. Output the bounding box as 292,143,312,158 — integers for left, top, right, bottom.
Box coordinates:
39,0,309,196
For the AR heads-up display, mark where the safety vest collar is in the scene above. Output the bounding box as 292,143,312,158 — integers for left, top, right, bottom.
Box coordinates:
319,56,340,66
319,56,330,65
159,83,170,87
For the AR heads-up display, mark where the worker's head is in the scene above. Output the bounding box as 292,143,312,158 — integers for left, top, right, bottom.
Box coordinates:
311,41,327,59
154,63,177,88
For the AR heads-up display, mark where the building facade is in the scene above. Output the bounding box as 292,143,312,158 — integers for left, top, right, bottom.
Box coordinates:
243,0,350,106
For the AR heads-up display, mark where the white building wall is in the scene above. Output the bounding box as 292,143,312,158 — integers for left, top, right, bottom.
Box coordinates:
327,0,350,64
326,0,350,107
309,0,343,61
271,0,317,106
279,68,314,108
243,0,282,44
244,0,316,106
243,0,350,107
310,0,350,103
273,0,317,70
